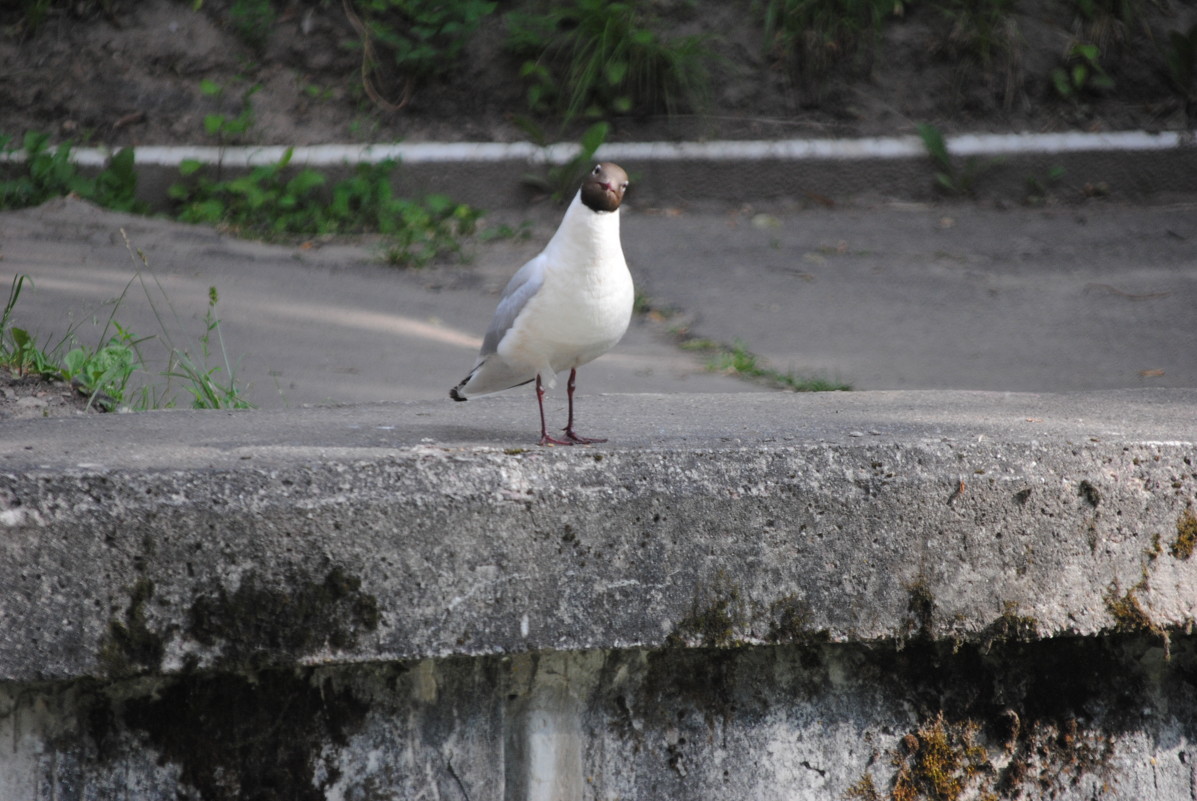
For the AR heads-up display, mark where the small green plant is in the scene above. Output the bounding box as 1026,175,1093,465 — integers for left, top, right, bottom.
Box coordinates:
303,83,335,102
345,0,496,109
377,193,482,268
356,0,495,81
1,275,59,378
1051,42,1114,100
199,80,259,151
934,0,1017,67
916,122,994,197
506,0,712,122
930,0,1022,109
2,256,255,412
1024,164,1066,205
1071,0,1139,50
117,236,254,410
163,286,253,409
0,132,144,212
170,147,329,233
170,151,481,266
681,337,849,392
229,0,275,51
60,322,146,411
1,273,148,410
517,119,610,203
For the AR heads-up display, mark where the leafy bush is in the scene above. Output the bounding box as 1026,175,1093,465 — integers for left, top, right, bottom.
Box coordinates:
170,147,330,233
1051,42,1115,100
353,0,496,87
60,323,143,411
0,132,144,212
169,149,481,266
506,0,713,122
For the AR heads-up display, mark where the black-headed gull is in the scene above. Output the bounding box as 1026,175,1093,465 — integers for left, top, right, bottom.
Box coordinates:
450,163,633,446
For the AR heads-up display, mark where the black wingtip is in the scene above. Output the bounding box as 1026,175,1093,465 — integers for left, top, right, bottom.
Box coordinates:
449,386,467,402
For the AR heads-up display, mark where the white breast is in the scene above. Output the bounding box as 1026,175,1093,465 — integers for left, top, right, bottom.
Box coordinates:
497,193,634,377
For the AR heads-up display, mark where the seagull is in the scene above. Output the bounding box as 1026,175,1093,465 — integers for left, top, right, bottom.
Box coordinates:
450,162,634,446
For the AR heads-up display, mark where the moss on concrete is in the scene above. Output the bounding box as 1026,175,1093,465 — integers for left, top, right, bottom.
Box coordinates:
979,603,1039,652
766,595,830,645
902,578,936,642
667,575,746,649
187,566,380,671
891,712,990,801
1170,507,1197,560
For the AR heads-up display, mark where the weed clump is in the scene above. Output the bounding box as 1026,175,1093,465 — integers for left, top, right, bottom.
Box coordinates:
892,712,991,801
0,132,144,213
506,0,713,123
677,335,850,392
668,574,747,649
1170,508,1197,560
169,150,481,268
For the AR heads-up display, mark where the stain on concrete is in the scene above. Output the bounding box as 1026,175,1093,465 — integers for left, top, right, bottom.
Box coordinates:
98,578,165,677
188,566,381,671
121,668,368,801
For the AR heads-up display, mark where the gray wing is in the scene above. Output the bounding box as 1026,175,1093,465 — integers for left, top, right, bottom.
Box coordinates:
479,254,546,356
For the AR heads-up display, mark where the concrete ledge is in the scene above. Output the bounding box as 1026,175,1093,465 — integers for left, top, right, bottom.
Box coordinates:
2,390,1195,799
2,389,1194,682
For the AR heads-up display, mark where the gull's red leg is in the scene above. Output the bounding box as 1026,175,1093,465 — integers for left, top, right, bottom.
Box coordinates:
536,374,572,446
563,368,607,444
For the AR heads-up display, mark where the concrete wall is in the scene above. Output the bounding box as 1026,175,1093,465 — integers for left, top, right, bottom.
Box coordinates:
1,390,1195,799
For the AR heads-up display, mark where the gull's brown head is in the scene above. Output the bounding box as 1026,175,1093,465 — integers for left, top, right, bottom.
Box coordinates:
580,162,629,213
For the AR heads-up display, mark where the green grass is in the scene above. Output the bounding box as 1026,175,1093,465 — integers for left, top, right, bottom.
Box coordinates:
680,336,849,392
916,122,997,197
506,0,713,123
4,93,487,266
198,80,259,154
0,132,144,213
169,149,482,267
1,254,253,413
355,0,496,83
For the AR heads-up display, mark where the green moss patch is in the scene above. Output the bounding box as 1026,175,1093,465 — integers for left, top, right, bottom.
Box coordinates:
1170,508,1197,560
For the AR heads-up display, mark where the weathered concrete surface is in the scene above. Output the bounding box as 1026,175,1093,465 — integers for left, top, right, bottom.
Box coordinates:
1,390,1195,799
5,640,1197,800
1,389,1195,678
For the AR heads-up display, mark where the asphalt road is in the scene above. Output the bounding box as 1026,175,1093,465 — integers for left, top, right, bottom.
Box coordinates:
1,193,1194,415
